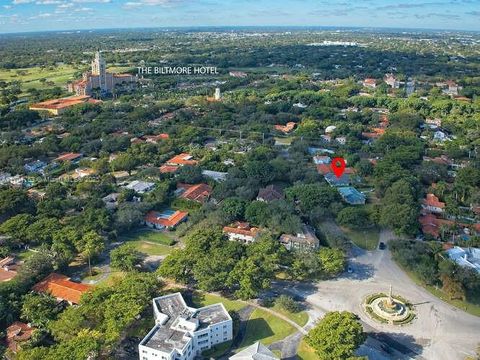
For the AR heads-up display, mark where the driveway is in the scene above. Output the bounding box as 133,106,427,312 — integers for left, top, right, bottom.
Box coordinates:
273,228,480,360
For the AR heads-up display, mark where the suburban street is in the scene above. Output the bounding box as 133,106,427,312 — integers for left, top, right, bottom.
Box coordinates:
273,229,480,360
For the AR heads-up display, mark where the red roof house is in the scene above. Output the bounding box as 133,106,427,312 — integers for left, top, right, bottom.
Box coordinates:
223,222,260,244
422,193,445,214
178,183,212,203
54,152,83,162
145,210,188,229
32,273,92,305
166,153,198,166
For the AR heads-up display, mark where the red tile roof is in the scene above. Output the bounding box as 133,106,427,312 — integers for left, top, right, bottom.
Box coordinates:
223,222,259,237
316,164,332,175
274,122,296,134
55,152,82,162
6,322,36,353
32,273,92,304
160,165,179,173
145,210,188,228
423,193,445,210
166,153,198,166
30,96,101,111
178,183,212,203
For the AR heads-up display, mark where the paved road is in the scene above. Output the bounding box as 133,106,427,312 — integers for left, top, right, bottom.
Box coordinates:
273,228,480,360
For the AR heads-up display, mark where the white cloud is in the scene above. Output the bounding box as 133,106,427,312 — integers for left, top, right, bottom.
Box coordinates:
72,0,111,3
3,5,13,8
74,6,93,11
36,0,62,4
12,0,34,4
58,2,74,7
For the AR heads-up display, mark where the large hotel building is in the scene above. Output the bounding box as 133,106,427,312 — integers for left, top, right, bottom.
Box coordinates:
68,51,137,96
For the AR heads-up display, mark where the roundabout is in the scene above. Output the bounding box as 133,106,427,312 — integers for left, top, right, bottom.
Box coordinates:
364,286,416,325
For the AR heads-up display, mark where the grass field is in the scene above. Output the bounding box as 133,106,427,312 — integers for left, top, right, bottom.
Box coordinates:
0,64,132,93
240,308,297,348
297,339,317,360
121,228,177,256
191,292,247,312
270,304,309,327
342,226,380,251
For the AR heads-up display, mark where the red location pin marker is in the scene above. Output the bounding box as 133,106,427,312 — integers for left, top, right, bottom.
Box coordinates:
331,157,346,178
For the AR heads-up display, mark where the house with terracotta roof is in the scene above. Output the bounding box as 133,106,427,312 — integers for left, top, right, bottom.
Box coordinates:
144,134,169,143
32,273,92,305
257,185,284,202
5,322,36,354
177,183,212,204
159,165,179,174
166,153,198,167
363,78,377,88
145,210,188,230
274,122,296,134
316,163,331,175
422,193,445,214
223,222,260,244
54,152,83,163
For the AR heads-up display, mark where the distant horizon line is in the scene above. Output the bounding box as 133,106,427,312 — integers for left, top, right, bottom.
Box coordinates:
1,24,480,36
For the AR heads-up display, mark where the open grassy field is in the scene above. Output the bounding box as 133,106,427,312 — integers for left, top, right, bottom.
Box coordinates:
240,308,297,348
0,64,132,93
341,226,380,251
0,65,79,92
270,303,309,327
191,292,247,312
120,228,177,256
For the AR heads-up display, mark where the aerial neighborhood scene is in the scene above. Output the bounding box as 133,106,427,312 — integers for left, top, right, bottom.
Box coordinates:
0,1,480,359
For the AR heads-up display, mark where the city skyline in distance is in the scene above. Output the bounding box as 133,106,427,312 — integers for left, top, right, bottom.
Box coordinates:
0,0,479,34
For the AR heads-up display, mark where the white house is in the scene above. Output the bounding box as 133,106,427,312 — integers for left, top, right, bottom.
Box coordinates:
139,293,233,360
223,222,260,244
446,247,480,274
125,180,155,194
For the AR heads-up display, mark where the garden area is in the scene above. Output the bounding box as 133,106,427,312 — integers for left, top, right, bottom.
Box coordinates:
120,228,177,256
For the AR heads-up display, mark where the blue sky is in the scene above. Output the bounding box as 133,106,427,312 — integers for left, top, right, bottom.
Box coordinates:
0,0,479,34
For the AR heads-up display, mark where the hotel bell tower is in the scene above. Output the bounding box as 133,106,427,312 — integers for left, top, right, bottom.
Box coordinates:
91,51,107,91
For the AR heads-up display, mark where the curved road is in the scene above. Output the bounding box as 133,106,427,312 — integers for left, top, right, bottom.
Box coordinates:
273,229,480,360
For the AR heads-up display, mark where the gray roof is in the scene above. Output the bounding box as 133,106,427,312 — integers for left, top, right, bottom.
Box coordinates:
140,293,231,354
229,342,279,360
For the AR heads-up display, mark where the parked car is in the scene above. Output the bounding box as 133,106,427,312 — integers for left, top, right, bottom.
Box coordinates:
379,242,386,250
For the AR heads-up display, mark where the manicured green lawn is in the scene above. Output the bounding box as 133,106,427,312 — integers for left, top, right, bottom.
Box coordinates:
341,226,380,251
121,229,177,256
0,64,132,94
297,339,317,360
240,308,297,348
270,304,309,327
83,268,126,286
191,292,247,312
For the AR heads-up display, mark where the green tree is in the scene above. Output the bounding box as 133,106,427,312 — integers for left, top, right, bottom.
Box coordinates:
306,311,366,360
110,243,143,271
21,293,58,329
80,231,105,276
318,248,345,276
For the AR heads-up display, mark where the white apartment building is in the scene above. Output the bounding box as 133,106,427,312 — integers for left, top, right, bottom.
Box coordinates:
138,293,233,360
